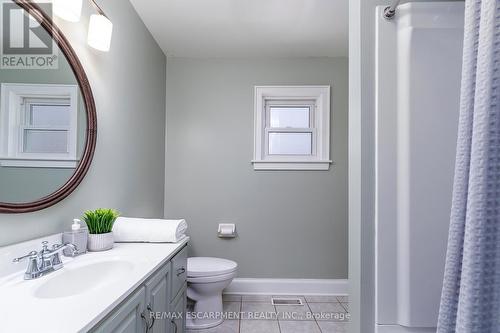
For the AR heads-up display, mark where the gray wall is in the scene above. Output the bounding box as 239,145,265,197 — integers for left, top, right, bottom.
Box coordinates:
165,58,348,279
0,0,166,246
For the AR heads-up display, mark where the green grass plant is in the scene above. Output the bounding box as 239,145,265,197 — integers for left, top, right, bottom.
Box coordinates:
83,208,119,234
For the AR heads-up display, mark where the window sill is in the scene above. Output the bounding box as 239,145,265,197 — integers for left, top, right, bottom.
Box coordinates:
0,158,79,168
251,160,332,171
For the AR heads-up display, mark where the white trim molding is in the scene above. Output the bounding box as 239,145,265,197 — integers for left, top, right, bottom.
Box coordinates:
253,85,332,171
0,83,79,168
251,160,332,171
0,157,78,168
223,278,348,295
375,325,436,333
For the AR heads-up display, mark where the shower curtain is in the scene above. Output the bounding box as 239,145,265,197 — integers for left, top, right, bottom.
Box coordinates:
437,0,500,332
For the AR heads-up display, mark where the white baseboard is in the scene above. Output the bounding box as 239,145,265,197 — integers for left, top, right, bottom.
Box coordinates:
223,278,348,296
375,325,436,333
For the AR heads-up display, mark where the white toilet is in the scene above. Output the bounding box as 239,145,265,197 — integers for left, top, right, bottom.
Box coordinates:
186,257,238,330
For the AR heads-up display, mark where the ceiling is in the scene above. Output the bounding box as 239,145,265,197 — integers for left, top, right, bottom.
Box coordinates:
129,0,348,58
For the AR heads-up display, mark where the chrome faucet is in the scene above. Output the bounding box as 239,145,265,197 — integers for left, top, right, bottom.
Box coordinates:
13,241,78,280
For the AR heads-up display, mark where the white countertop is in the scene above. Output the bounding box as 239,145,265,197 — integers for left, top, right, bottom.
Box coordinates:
0,237,189,333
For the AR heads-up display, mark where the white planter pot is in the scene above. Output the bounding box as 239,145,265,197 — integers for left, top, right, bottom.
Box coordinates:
88,232,114,251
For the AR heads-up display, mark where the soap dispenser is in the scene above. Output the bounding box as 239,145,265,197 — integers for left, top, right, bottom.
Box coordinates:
62,219,88,256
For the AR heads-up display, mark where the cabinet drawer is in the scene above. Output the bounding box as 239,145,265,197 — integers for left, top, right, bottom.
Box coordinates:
170,246,188,302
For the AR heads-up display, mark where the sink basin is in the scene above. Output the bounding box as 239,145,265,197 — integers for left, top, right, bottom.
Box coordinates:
34,261,134,299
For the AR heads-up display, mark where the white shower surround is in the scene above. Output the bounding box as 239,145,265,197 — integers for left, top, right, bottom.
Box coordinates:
375,2,464,332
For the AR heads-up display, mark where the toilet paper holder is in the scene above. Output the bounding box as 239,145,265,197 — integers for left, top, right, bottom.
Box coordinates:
218,223,236,238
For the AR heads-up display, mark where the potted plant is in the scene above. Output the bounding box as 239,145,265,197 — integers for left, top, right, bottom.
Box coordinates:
83,208,119,251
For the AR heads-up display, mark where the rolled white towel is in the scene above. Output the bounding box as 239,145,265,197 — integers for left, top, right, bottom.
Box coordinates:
113,217,188,243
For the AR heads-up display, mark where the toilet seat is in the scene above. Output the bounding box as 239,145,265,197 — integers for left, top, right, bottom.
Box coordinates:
187,257,238,278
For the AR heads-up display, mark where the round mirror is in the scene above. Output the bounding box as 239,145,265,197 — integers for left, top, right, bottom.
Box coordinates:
0,1,96,213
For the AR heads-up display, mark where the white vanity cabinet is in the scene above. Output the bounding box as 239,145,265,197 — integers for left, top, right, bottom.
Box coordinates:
90,245,187,333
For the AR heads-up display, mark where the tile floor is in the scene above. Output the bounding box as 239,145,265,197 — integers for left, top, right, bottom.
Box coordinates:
186,294,349,333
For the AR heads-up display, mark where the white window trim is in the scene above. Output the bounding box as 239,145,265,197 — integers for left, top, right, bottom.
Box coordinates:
0,83,79,168
252,85,332,170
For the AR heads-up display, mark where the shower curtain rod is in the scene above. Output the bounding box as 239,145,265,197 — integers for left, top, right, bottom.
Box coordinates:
383,0,401,19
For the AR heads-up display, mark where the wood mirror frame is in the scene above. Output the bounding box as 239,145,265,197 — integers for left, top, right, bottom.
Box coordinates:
0,0,97,213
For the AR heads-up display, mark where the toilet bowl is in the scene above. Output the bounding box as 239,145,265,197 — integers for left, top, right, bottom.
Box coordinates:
186,257,238,330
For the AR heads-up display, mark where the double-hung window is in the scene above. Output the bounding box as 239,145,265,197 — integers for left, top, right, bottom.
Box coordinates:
0,83,79,168
21,97,72,155
253,86,331,170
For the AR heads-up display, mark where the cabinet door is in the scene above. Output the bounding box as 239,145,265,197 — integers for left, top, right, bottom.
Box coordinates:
92,287,147,333
145,265,170,333
170,285,187,333
170,246,187,302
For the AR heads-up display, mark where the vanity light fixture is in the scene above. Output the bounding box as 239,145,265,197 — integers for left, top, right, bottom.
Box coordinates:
53,0,83,22
53,0,113,52
87,0,113,52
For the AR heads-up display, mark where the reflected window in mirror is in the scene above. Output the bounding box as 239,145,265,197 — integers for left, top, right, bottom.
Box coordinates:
0,0,96,211
0,83,79,168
